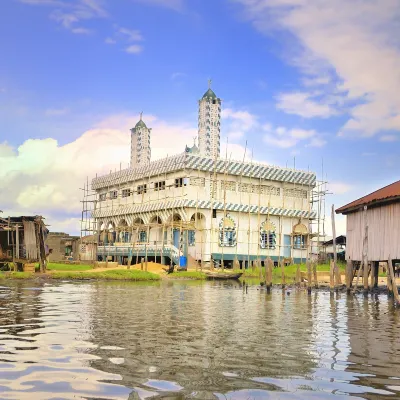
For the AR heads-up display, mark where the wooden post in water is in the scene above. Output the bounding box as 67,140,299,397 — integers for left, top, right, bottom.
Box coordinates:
372,261,379,288
346,259,352,292
141,257,144,271
313,261,318,289
280,259,285,289
266,258,272,293
388,256,400,305
330,259,334,291
353,262,363,293
295,264,301,287
307,259,312,294
387,261,393,296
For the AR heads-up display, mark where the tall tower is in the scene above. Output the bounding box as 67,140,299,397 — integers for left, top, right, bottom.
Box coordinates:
198,80,221,159
130,113,151,169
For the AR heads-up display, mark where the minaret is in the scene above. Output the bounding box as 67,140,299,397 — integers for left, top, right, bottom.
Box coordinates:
130,112,151,168
198,80,221,159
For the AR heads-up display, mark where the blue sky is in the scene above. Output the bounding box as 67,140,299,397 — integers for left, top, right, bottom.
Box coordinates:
0,0,399,234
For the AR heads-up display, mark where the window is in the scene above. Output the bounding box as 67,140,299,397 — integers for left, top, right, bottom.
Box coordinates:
138,231,147,243
284,188,308,199
175,178,188,188
190,177,205,187
122,189,131,198
137,184,147,194
219,216,237,247
221,180,236,191
188,230,195,246
109,190,118,200
155,181,166,191
99,193,107,201
260,221,276,249
212,209,217,218
292,223,308,250
293,235,306,250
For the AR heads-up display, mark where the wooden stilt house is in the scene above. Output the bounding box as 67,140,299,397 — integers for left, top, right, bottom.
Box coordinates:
336,180,400,288
0,216,48,272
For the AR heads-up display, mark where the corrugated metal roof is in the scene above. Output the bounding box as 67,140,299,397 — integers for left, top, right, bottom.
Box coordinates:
336,180,400,214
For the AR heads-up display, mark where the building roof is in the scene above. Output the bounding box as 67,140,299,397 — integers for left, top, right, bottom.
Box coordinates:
92,153,317,190
202,88,218,100
134,119,147,129
336,180,400,214
323,235,346,246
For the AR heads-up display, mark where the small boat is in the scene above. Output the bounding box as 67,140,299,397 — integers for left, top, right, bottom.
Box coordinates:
204,271,243,280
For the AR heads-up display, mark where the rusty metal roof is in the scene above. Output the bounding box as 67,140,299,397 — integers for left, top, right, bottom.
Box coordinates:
336,180,400,214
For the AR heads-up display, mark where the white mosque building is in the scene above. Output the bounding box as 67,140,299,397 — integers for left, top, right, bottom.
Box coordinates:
91,83,316,268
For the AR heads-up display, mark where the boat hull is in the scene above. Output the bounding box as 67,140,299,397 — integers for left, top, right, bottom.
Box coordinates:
204,272,243,280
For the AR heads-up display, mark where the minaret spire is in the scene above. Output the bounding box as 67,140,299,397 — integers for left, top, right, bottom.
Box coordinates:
198,82,221,159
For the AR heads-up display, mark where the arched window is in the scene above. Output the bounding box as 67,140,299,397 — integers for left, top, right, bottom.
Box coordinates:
293,223,308,250
260,221,276,249
219,215,236,247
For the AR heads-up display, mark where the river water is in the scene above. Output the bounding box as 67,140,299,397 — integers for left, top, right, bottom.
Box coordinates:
0,280,400,400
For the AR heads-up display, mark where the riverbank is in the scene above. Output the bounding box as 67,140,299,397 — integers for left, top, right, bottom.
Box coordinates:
0,262,393,287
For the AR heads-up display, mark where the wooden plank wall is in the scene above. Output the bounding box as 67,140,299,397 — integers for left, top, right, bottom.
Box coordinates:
346,202,400,261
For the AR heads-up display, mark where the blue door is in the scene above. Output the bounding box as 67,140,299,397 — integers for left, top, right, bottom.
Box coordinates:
173,229,180,249
283,235,291,258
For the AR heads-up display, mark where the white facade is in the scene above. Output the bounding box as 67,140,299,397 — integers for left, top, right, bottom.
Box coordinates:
130,115,151,168
198,85,221,159
92,153,316,266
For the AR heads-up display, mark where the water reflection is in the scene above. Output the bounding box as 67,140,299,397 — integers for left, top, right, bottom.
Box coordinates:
0,281,400,399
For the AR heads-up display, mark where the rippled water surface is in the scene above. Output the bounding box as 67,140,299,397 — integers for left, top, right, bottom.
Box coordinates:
1,281,400,399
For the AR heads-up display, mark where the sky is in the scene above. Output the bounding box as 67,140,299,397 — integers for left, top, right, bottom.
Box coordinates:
0,0,399,235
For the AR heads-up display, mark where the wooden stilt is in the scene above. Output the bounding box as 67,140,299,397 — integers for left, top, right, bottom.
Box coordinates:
313,261,318,289
372,261,379,288
266,257,273,293
387,261,393,296
296,264,301,286
307,260,312,294
141,257,144,271
281,259,285,288
353,262,363,292
388,256,400,305
330,259,334,291
346,259,352,292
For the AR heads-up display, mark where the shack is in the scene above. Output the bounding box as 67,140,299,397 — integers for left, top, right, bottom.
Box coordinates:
336,180,400,283
0,216,48,271
45,232,80,262
323,235,346,262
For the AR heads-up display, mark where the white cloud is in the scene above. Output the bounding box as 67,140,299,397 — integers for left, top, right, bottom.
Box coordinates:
263,125,322,148
105,37,116,44
222,108,258,140
118,27,143,42
22,0,107,33
276,91,337,118
264,135,298,148
380,134,398,142
236,0,400,138
125,44,143,54
329,182,352,195
45,108,69,116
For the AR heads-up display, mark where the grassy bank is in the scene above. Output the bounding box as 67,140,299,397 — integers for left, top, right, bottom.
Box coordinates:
50,269,160,281
165,271,207,280
46,263,93,271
